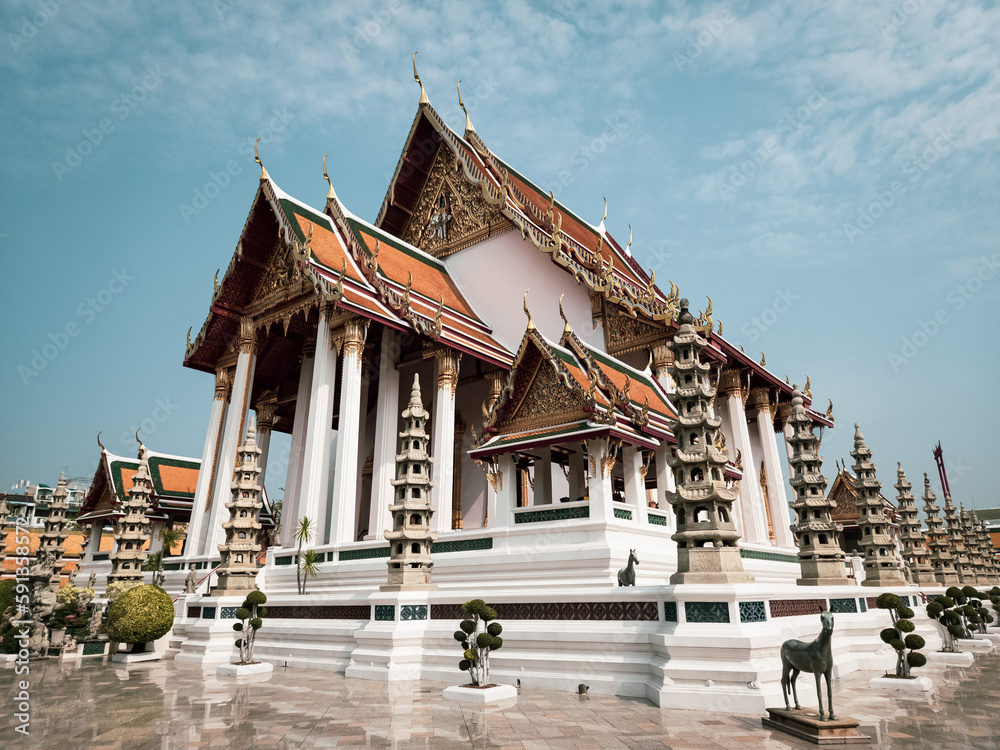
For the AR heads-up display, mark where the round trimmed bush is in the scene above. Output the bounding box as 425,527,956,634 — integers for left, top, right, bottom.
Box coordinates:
897,619,915,633
460,619,476,634
453,630,467,643
459,659,471,671
947,623,965,639
936,596,955,608
880,628,898,644
235,608,251,621
889,638,905,651
487,622,503,637
926,602,943,618
946,587,963,599
907,652,927,668
246,590,267,606
962,586,978,599
896,606,914,619
904,634,925,650
876,593,902,610
106,584,175,644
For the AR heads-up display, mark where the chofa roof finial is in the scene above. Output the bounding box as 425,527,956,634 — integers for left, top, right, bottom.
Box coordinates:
412,51,429,105
254,138,269,182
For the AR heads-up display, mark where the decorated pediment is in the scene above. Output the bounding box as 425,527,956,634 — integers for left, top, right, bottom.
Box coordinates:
400,146,513,257
505,354,588,433
605,303,668,356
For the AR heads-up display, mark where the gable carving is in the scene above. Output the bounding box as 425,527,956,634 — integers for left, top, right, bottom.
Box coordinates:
401,146,512,257
506,359,584,432
605,304,667,355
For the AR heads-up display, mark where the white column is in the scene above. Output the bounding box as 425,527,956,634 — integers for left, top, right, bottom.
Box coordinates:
622,445,643,524
300,309,337,545
280,342,314,548
568,451,584,503
331,318,368,544
587,438,614,524
185,369,230,558
368,330,399,541
535,448,553,505
84,522,104,564
149,520,164,554
202,324,257,557
754,402,796,549
431,349,461,535
494,454,517,528
719,384,768,544
654,442,676,532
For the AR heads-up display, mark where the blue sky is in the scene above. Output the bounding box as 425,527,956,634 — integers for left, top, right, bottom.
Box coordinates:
1,0,997,511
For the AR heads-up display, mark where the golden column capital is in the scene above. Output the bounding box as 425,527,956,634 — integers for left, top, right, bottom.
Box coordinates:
214,367,233,403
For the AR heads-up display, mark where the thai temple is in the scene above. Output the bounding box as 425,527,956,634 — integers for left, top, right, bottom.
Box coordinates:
56,61,999,711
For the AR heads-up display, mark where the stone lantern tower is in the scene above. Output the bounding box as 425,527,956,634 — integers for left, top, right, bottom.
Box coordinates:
849,424,906,587
382,374,438,591
108,447,153,588
213,415,264,596
665,300,752,584
942,491,971,583
0,496,8,571
39,473,71,591
786,387,851,586
895,464,936,585
921,474,959,586
975,514,1000,583
960,506,987,586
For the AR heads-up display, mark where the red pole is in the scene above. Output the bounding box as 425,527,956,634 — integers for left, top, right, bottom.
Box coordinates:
932,442,951,497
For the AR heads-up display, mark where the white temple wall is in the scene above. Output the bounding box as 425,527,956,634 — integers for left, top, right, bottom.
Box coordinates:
454,376,487,529
444,231,604,352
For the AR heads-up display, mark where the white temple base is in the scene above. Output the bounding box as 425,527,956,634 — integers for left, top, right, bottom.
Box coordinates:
973,633,1000,646
955,638,994,653
868,675,933,692
927,650,974,667
217,661,274,677
112,651,161,664
0,654,18,665
443,684,518,704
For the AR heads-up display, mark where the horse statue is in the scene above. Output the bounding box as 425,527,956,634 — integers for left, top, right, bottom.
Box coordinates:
617,549,638,587
780,609,836,721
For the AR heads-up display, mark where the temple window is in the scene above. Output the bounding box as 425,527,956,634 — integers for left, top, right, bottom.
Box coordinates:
690,468,703,482
803,534,810,545
411,543,420,554
818,534,828,544
694,506,709,523
718,507,729,523
410,514,421,525
238,532,246,539
413,464,421,474
412,487,421,498
396,544,403,554
235,554,244,563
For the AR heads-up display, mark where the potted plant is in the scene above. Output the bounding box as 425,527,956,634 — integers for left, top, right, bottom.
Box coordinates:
443,599,515,703
926,595,964,653
218,589,273,678
876,593,926,678
106,584,175,663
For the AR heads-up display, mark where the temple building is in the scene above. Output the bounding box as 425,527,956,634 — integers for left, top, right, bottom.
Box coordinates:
142,71,834,592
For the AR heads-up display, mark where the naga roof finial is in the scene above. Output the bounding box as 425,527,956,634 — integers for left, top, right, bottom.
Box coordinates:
626,224,632,254
322,153,337,202
599,197,607,229
135,428,145,457
804,375,812,398
412,51,429,105
558,294,571,334
457,80,475,137
523,289,534,331
253,137,268,182
97,431,106,454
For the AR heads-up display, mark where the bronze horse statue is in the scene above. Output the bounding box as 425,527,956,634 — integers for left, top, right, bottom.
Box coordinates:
617,549,638,586
780,610,836,721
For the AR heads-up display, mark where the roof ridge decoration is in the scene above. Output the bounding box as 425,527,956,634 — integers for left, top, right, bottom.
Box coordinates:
559,325,649,430
413,51,429,105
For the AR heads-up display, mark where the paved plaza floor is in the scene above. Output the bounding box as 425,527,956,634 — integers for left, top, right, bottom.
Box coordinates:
2,651,998,749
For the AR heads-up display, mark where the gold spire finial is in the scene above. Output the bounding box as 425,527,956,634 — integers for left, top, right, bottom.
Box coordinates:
599,197,607,228
412,51,429,104
135,429,145,456
804,375,812,398
523,289,534,331
322,153,336,201
558,294,571,334
457,80,475,136
97,431,106,454
826,398,834,421
760,352,766,366
253,138,268,182
626,224,632,253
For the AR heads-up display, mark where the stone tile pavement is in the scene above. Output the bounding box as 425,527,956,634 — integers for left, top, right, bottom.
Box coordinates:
2,652,998,749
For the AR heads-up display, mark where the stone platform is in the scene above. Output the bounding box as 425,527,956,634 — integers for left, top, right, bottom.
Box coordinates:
763,707,871,745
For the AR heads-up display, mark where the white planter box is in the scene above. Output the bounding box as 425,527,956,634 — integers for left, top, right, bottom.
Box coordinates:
868,675,933,692
217,662,274,677
443,684,518,704
112,651,161,664
927,650,975,667
0,654,18,665
974,633,1000,646
956,638,994,653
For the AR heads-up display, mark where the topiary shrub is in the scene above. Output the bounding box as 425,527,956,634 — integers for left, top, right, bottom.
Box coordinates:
876,593,924,678
106,584,175,645
927,595,964,652
453,599,503,687
233,590,267,664
0,579,16,619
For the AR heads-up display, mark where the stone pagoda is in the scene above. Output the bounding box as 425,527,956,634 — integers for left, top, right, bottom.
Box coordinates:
894,464,936,585
785,386,850,586
0,496,7,571
213,415,265,596
960,506,987,585
38,472,71,591
941,491,971,583
921,474,960,586
382,373,438,591
108,446,153,588
975,514,999,582
665,300,752,585
849,424,906,587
